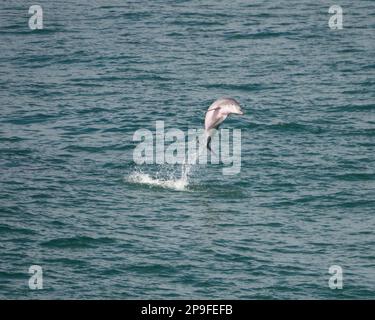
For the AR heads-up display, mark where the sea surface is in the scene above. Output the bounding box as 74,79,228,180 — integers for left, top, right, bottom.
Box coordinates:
1,0,374,299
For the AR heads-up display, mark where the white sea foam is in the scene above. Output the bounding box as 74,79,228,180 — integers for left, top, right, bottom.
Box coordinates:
127,171,189,191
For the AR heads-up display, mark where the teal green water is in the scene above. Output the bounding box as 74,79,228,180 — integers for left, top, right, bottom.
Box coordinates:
1,0,374,299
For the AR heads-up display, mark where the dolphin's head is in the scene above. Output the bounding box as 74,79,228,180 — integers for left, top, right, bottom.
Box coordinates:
223,98,244,115
231,103,244,115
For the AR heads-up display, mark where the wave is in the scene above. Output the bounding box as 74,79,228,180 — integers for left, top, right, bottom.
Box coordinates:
41,236,116,248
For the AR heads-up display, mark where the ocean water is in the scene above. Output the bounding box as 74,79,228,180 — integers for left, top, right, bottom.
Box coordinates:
1,0,374,299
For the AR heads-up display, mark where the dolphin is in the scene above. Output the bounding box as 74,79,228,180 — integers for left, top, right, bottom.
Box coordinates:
204,97,244,152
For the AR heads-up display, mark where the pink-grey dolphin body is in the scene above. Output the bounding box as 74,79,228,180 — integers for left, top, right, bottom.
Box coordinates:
204,97,244,152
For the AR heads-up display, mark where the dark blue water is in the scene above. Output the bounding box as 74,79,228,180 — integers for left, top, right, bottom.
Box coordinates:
1,0,374,299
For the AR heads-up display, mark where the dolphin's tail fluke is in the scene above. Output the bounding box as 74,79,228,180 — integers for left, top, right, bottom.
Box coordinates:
206,136,212,152
205,134,217,156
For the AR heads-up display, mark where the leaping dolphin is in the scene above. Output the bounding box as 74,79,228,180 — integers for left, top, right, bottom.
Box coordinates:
204,97,244,152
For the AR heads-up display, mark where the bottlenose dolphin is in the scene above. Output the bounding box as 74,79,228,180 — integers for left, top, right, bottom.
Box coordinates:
204,97,244,152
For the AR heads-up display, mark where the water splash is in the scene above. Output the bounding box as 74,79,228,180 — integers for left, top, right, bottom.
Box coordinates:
126,154,196,192
127,171,189,191
127,133,206,191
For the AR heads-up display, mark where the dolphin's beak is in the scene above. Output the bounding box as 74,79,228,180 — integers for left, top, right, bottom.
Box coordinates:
239,110,244,115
